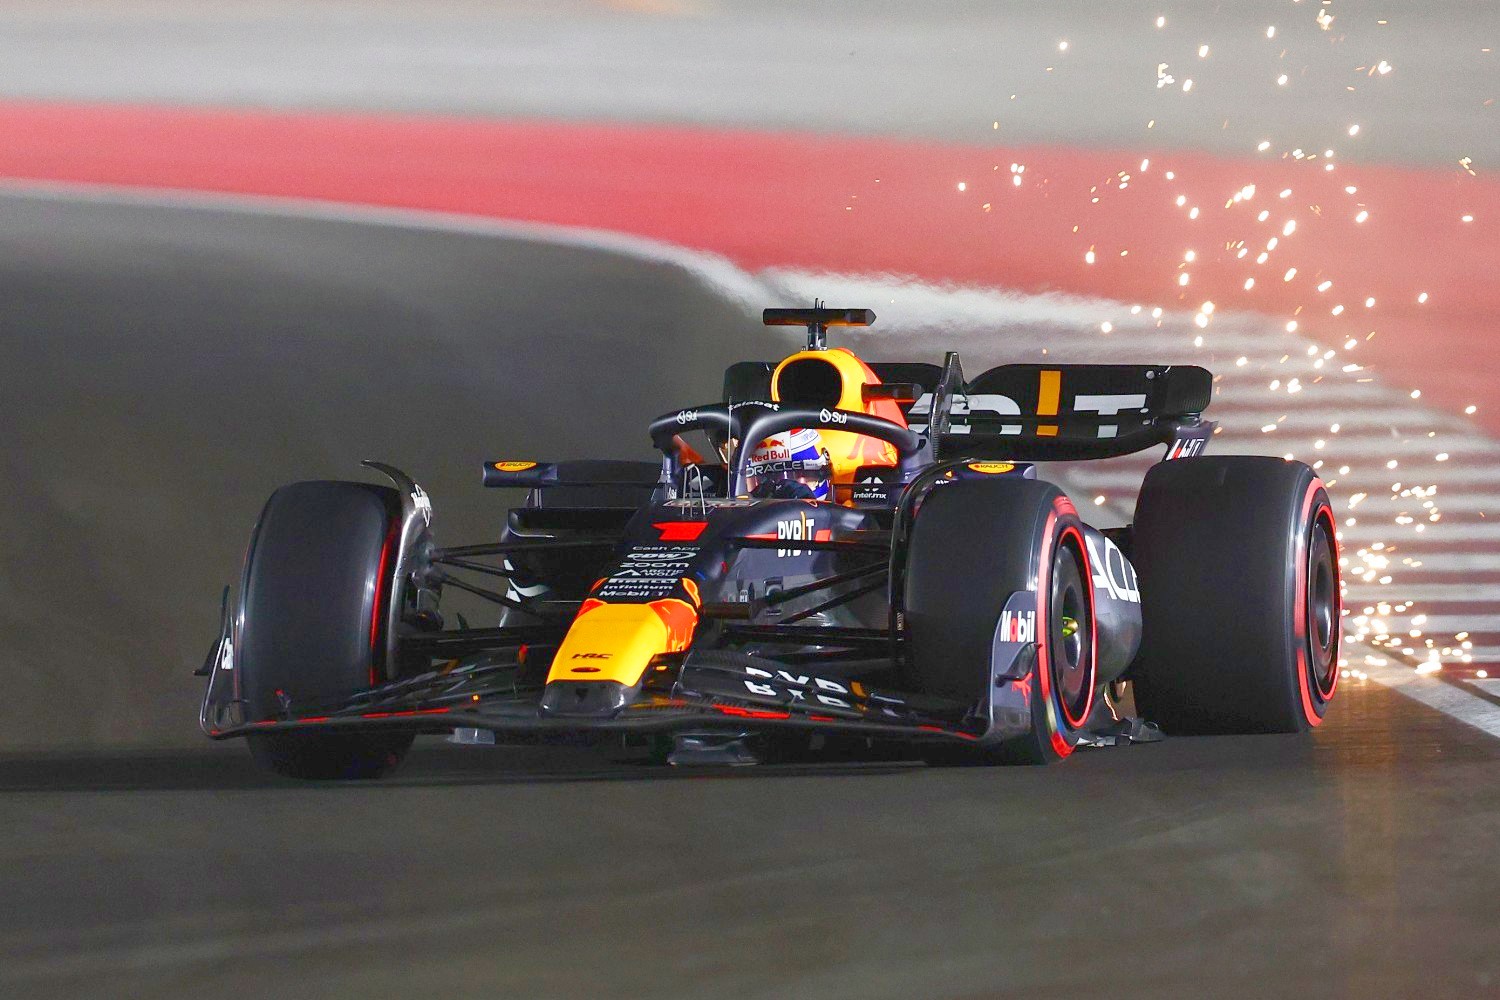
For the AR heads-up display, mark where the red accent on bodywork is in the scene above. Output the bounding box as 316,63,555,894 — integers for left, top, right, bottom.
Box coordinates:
713,705,791,720
654,521,708,542
919,724,980,741
675,438,708,465
746,528,833,543
253,707,455,725
649,598,700,650
359,708,451,720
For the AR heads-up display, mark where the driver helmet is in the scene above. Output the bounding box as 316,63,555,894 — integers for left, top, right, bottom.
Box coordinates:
745,427,832,501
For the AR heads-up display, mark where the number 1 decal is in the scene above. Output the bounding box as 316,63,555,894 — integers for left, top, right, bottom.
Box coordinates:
1037,369,1062,437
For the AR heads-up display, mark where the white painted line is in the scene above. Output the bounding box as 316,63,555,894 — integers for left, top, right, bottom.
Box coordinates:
1380,555,1500,572
1355,614,1500,631
0,178,780,312
1363,661,1500,740
1344,583,1500,601
1339,523,1500,541
1210,437,1500,458
1333,496,1500,515
1219,384,1405,408
765,267,1212,333
1206,407,1472,429
1054,465,1500,491
1468,678,1500,695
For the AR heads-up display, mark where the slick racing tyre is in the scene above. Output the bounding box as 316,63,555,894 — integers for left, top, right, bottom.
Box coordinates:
1130,456,1340,734
238,481,414,779
904,479,1097,764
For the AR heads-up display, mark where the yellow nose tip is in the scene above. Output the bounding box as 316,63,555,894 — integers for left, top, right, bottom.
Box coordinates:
546,599,698,689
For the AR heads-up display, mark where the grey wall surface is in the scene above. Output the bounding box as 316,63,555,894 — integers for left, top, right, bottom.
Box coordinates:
0,0,1492,168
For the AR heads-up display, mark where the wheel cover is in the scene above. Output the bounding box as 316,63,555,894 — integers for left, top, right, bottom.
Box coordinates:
1305,510,1340,702
1050,539,1095,729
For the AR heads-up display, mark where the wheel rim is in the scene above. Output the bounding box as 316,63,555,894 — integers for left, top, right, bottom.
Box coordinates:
1305,513,1339,701
1050,543,1094,728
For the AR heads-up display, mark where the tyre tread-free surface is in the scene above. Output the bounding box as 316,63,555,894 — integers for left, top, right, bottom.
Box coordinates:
1131,455,1328,734
903,479,1060,703
905,479,1093,763
238,481,400,722
237,480,410,779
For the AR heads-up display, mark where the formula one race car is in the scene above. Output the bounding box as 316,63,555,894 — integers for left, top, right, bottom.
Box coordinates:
197,306,1341,778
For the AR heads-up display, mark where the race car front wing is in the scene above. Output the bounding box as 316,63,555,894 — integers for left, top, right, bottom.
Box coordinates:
199,628,984,747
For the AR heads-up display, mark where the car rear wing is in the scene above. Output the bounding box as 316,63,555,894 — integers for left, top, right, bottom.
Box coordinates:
918,361,1215,462
722,340,1214,462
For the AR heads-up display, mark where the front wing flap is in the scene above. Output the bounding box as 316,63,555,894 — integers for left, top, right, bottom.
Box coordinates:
203,648,982,745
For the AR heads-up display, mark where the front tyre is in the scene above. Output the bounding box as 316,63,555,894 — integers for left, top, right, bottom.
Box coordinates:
904,480,1097,764
236,481,415,779
996,532,1097,763
1130,456,1340,734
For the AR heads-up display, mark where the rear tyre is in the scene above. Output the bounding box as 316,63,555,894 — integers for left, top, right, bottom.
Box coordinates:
1130,456,1340,734
904,480,1097,764
237,481,414,779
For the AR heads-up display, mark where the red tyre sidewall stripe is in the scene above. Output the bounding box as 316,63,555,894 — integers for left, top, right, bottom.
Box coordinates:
1294,480,1339,727
1314,501,1340,703
369,517,400,688
1035,505,1094,758
1034,511,1067,757
1310,493,1340,705
1056,523,1096,731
